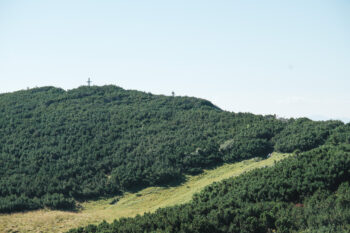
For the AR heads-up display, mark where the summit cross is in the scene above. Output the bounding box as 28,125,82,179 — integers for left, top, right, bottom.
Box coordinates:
87,78,92,87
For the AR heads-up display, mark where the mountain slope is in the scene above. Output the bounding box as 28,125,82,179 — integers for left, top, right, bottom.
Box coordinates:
0,85,344,212
0,153,289,233
68,144,350,233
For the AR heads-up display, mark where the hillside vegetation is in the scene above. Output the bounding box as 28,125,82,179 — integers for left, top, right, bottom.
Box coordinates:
69,144,350,233
0,85,345,213
0,153,289,233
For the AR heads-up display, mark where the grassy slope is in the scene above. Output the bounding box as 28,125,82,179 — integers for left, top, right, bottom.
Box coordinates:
0,153,290,233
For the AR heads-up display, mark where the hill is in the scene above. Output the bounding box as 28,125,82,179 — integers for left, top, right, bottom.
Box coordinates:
0,85,345,213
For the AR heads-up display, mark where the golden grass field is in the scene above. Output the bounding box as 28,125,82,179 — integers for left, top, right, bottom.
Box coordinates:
0,152,290,233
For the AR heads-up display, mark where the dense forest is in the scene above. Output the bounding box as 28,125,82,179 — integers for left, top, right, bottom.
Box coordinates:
0,85,346,216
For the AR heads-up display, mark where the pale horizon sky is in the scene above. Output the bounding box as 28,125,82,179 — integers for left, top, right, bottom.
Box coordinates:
1,1,349,122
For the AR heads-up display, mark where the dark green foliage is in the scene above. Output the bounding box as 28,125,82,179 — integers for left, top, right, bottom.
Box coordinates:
0,195,41,213
42,193,75,210
68,144,350,233
0,85,345,213
220,137,273,162
273,118,342,152
326,123,350,145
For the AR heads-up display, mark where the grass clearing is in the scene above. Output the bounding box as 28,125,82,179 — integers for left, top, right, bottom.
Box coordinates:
0,152,290,233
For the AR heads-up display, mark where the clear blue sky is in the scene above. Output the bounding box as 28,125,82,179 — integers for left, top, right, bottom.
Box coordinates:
1,0,349,122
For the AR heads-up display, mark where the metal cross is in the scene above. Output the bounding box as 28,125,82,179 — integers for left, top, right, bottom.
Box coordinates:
87,78,92,86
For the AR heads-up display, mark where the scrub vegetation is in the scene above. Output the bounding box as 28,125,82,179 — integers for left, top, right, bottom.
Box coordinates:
0,153,288,233
69,144,350,233
0,85,349,232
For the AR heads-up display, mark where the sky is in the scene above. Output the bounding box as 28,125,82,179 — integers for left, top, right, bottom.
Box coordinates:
1,0,349,122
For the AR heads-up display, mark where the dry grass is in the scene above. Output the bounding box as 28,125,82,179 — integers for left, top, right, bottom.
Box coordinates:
0,152,290,233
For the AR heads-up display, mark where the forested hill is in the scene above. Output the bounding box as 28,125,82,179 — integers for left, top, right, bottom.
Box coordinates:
0,85,345,213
